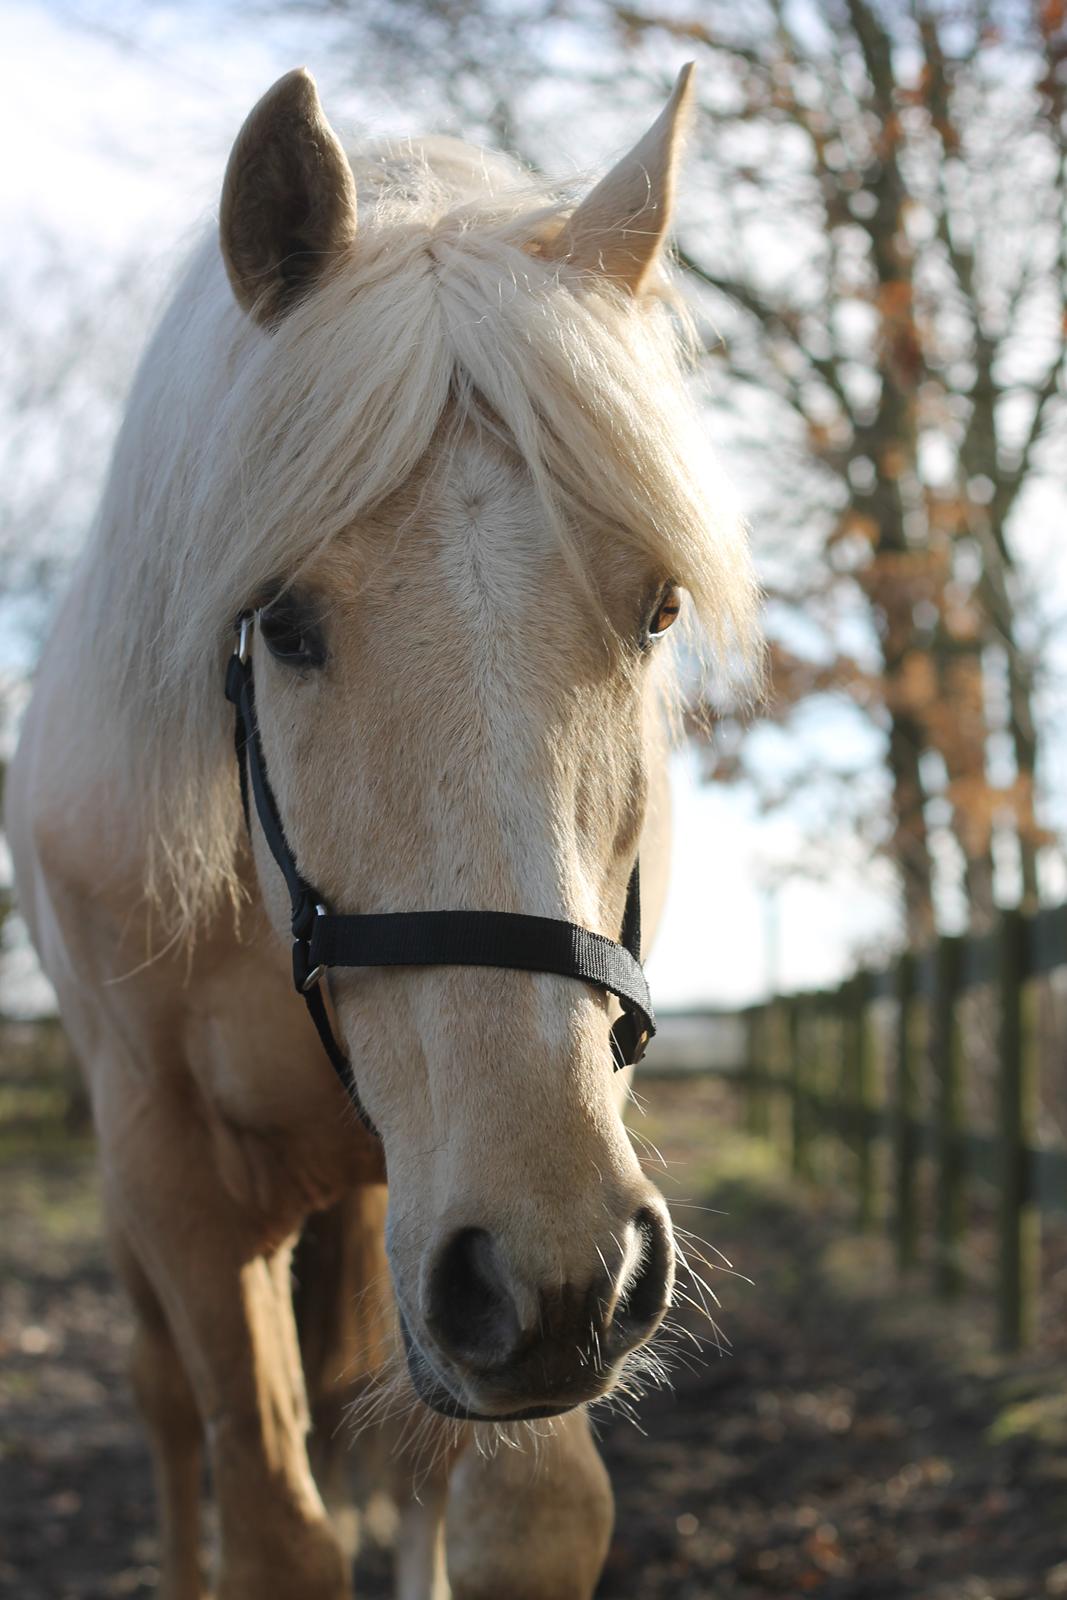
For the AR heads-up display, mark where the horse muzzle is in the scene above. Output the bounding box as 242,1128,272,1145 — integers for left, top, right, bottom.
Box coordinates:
401,1203,675,1421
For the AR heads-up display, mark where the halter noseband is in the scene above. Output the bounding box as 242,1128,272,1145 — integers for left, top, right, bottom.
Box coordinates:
225,611,656,1134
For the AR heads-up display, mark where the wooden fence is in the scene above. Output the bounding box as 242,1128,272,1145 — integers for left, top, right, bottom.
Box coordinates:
728,902,1067,1352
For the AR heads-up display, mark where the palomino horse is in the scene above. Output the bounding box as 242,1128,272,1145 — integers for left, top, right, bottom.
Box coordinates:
7,65,758,1599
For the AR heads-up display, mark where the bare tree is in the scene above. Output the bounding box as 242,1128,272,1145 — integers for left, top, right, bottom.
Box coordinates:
657,0,1065,937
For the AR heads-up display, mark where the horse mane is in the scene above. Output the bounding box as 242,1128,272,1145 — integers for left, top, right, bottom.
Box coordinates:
74,136,761,941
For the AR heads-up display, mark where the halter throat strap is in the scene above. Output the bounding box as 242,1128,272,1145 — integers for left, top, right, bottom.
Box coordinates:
224,615,656,1129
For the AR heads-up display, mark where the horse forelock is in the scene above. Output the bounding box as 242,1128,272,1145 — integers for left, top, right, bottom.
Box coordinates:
76,138,761,942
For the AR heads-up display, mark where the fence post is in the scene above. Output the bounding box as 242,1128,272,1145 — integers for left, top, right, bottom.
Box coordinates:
768,999,792,1161
745,1005,771,1139
790,996,811,1181
932,935,965,1297
849,971,875,1230
894,951,919,1272
757,1002,773,1139
998,908,1039,1351
809,993,828,1182
830,980,850,1186
743,1005,759,1135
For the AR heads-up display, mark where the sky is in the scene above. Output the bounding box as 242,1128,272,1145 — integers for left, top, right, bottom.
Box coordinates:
0,0,914,1012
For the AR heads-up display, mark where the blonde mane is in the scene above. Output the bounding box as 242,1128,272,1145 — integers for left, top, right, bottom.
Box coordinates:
73,139,760,940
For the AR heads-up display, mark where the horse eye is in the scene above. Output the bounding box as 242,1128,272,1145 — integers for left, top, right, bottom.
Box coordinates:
648,584,682,640
259,603,325,667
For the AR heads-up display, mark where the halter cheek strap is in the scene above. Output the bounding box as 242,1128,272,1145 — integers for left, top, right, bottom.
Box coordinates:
224,613,656,1133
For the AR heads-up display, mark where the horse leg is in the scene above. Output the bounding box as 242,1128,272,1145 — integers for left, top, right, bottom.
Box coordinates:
101,1093,351,1600
444,1410,613,1600
393,1474,450,1600
110,1226,206,1600
296,1186,452,1600
296,1183,394,1549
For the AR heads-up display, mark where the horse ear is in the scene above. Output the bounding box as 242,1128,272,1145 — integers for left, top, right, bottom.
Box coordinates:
220,68,358,326
550,63,696,294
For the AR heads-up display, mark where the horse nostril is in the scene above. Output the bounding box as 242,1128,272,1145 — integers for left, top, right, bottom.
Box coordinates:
611,1205,674,1345
426,1227,523,1370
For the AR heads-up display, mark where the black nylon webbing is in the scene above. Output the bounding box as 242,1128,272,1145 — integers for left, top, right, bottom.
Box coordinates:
226,648,378,1131
306,909,651,1024
224,615,656,1129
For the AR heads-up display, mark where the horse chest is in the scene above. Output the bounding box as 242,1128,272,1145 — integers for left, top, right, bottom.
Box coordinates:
184,965,384,1223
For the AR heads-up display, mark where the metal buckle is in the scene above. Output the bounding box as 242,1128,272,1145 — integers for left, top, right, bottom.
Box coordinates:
610,1010,650,1070
300,904,329,992
237,612,253,664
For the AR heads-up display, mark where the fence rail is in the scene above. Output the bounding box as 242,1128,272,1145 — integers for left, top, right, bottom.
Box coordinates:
655,901,1067,1352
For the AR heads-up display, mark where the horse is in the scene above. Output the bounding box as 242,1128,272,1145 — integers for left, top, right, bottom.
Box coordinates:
6,64,758,1600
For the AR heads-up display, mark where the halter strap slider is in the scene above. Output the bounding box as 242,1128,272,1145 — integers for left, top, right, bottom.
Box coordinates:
297,904,329,991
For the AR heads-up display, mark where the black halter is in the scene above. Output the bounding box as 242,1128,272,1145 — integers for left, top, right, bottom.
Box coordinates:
224,612,656,1133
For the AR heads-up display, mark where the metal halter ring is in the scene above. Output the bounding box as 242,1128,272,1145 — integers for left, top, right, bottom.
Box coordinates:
300,904,329,992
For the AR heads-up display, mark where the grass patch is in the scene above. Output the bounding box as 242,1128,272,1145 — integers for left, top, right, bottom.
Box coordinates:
988,1388,1067,1447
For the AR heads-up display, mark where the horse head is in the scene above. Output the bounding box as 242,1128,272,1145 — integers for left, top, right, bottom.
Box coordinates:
207,66,755,1421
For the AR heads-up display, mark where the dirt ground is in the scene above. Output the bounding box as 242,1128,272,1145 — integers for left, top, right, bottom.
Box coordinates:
1,1074,1065,1600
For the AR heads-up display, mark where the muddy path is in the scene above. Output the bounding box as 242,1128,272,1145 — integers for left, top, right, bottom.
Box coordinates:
2,1079,1064,1599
